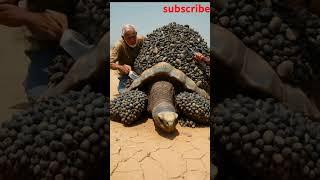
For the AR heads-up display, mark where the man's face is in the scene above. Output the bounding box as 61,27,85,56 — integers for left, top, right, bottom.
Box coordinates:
123,29,137,47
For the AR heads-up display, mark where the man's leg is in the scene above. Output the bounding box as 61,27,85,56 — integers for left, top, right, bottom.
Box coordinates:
25,49,57,99
117,75,129,94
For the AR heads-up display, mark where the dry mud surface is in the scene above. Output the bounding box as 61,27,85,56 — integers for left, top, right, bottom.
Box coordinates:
110,70,210,180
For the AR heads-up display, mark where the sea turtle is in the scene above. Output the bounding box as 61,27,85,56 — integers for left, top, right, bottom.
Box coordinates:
110,22,210,132
110,62,210,132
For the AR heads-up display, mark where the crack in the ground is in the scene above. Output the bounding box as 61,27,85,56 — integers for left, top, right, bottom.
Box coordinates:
200,153,209,171
171,176,183,179
128,133,139,139
150,146,160,154
139,161,145,180
146,144,180,178
203,172,209,180
114,158,143,174
199,153,206,159
111,160,120,176
190,142,201,151
128,141,145,145
138,152,150,162
171,151,187,179
149,154,167,176
158,143,174,150
182,148,207,160
111,146,122,155
123,149,143,162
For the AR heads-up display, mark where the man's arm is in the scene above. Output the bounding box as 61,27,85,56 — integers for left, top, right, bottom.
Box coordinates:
110,45,120,70
140,35,146,42
0,4,67,41
110,43,131,74
42,32,108,97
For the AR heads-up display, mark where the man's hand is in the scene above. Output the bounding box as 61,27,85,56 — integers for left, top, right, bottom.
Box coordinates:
123,64,132,71
193,52,210,65
193,52,205,62
0,4,28,27
118,64,131,74
25,10,68,41
0,5,68,41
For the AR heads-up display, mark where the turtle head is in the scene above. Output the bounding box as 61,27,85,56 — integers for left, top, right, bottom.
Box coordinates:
154,112,178,133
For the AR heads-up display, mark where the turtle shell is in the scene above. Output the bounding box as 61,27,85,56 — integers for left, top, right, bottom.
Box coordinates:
126,62,210,100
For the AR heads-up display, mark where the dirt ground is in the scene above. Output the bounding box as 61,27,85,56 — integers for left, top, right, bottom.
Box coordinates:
110,70,210,180
0,26,29,121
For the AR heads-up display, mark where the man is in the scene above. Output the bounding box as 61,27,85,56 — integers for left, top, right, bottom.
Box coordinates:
0,0,71,99
110,24,145,93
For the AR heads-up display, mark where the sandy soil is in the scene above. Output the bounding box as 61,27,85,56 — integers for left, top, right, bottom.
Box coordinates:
0,26,29,121
110,70,210,180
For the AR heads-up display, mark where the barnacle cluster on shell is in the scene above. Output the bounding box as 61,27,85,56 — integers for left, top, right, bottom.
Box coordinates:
176,92,210,125
110,90,147,125
69,0,108,44
133,22,210,91
212,0,320,84
0,86,108,180
48,54,75,87
213,94,320,179
48,1,109,86
177,116,197,128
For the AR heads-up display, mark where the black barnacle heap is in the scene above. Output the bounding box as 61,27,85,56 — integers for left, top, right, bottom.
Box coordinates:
133,22,210,91
213,94,320,180
0,86,109,180
212,0,320,85
110,90,148,125
46,0,109,86
175,92,210,127
211,0,320,179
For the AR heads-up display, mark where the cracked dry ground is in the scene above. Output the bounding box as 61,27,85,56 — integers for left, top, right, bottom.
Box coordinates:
110,70,210,180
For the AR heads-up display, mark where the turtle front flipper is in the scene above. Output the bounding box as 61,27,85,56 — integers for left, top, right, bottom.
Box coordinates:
148,81,178,132
175,92,210,124
110,90,147,125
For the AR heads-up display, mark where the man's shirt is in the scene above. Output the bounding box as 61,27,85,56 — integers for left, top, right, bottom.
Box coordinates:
110,35,145,69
